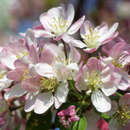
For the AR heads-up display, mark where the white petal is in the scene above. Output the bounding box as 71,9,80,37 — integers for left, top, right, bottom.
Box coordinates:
67,16,85,35
0,75,12,90
33,30,55,38
54,81,69,109
34,92,54,114
101,74,111,83
66,4,75,27
99,23,118,42
91,90,111,112
101,85,117,96
4,84,26,100
24,93,36,112
62,34,86,48
0,53,16,69
34,63,55,78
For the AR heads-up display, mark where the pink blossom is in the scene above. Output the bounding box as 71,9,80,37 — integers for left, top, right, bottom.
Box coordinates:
75,57,121,112
58,105,79,128
33,4,85,41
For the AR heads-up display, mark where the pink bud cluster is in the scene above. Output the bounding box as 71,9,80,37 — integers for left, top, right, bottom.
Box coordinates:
57,105,79,128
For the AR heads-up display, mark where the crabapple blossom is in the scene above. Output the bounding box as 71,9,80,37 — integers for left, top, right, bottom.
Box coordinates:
102,39,130,90
75,57,121,112
108,93,130,130
33,4,85,40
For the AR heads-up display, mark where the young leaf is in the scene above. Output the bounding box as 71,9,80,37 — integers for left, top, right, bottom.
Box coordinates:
72,116,87,130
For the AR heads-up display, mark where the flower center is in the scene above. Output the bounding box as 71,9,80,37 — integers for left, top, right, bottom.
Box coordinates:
83,27,100,48
16,50,29,59
117,105,130,126
50,17,68,36
21,69,31,81
40,77,58,92
112,59,123,69
85,71,102,92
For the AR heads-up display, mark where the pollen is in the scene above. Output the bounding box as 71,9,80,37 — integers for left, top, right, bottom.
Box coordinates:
112,60,123,69
86,71,102,91
117,105,130,126
40,77,58,92
21,69,30,81
83,27,100,48
16,50,29,59
50,17,68,36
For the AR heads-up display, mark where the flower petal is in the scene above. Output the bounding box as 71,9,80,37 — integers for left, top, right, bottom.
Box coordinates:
0,75,12,90
54,81,69,109
91,90,111,112
62,34,86,48
34,92,54,114
67,16,85,35
24,93,36,112
33,30,54,38
4,84,26,99
101,85,117,96
34,63,55,78
66,4,74,27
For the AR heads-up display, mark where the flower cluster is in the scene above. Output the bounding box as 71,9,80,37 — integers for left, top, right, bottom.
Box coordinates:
0,4,129,130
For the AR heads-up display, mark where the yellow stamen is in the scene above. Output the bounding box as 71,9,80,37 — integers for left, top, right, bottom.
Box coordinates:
40,77,57,92
117,105,130,126
83,27,100,48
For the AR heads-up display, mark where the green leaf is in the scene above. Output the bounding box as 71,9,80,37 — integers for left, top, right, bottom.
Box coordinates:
72,116,87,130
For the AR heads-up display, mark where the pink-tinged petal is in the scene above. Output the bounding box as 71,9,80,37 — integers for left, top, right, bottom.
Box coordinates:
4,84,26,99
91,90,111,112
33,30,54,38
62,34,86,48
14,59,28,69
102,32,119,45
54,81,69,109
0,49,17,69
7,69,24,81
117,71,130,90
35,63,55,78
34,92,54,114
40,47,55,64
119,93,130,107
80,20,94,36
25,28,37,47
86,57,102,72
75,66,87,91
40,13,52,31
67,16,85,35
96,22,108,34
29,45,39,64
69,46,81,63
109,41,126,58
99,23,118,43
66,4,74,27
83,48,97,53
24,93,36,112
21,77,40,92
